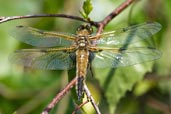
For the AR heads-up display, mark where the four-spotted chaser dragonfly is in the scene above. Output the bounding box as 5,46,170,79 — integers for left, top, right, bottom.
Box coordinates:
9,22,162,100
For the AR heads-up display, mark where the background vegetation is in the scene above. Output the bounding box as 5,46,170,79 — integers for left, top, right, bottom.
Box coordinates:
0,0,170,114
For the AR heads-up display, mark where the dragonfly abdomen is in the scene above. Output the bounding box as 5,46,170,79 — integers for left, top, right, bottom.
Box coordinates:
76,49,89,100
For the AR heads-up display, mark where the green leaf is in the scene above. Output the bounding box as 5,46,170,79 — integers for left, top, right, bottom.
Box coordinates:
94,62,154,113
83,0,93,15
79,10,87,19
80,0,93,19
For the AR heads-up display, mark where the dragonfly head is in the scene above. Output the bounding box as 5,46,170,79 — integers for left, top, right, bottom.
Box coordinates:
76,24,93,35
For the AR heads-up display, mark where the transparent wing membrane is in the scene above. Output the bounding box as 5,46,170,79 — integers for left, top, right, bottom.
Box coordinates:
10,26,75,47
92,22,162,47
9,49,75,70
9,22,162,70
92,47,162,68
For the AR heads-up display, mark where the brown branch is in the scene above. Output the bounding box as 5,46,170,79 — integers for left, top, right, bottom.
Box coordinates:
84,84,101,114
72,100,89,114
96,0,135,34
71,83,101,114
41,77,77,114
146,97,171,114
0,0,135,33
0,14,88,24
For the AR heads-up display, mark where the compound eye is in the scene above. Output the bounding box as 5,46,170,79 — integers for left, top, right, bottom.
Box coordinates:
86,24,93,33
86,24,90,29
78,25,86,31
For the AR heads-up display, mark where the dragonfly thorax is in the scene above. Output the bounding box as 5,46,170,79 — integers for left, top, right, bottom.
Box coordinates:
76,36,89,49
76,24,92,49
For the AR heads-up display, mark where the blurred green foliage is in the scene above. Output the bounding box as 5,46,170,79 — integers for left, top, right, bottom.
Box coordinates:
0,0,171,114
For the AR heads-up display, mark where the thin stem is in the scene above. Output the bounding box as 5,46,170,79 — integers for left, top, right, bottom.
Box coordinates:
0,14,88,24
146,97,171,114
72,100,89,114
41,77,77,114
84,84,101,114
96,0,135,34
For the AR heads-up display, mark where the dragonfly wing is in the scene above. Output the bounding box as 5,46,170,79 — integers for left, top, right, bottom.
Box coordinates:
91,47,162,68
10,26,75,47
95,22,162,46
9,49,75,70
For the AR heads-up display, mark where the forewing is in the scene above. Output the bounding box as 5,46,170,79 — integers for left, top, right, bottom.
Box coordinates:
9,49,75,70
95,22,162,46
10,26,75,47
92,47,162,68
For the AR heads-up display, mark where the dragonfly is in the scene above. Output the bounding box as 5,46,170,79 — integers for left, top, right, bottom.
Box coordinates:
9,22,162,100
